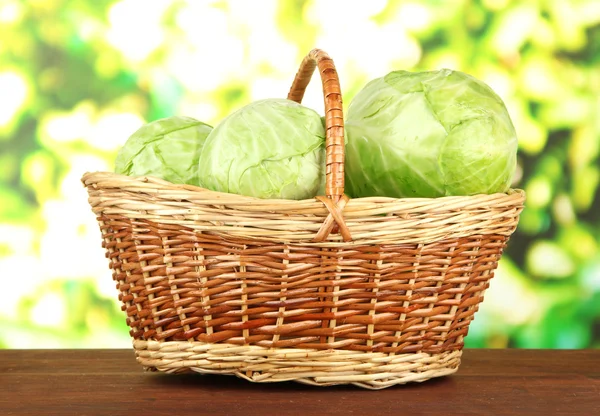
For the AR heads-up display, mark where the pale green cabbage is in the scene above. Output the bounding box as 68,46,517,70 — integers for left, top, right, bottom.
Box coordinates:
198,98,326,199
115,116,212,186
345,69,518,198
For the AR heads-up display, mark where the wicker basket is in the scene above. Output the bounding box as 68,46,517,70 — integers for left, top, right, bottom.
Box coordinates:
82,49,525,389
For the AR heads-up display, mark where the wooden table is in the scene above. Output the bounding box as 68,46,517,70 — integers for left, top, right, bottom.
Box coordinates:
1,349,598,415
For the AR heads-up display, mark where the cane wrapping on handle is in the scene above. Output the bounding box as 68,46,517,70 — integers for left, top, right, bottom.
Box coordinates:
287,49,350,242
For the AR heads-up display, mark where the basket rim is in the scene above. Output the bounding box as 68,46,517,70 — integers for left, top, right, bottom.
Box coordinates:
82,170,526,207
83,170,525,246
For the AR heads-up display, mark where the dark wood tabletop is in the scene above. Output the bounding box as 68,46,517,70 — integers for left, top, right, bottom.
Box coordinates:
0,348,598,416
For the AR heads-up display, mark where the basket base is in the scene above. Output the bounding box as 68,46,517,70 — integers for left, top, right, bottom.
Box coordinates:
133,340,462,389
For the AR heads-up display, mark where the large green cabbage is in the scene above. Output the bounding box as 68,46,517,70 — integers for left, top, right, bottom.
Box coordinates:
198,98,326,199
345,69,518,198
115,116,212,186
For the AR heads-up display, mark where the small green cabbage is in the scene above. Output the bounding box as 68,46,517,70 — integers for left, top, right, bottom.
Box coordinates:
115,116,212,186
345,69,518,198
198,98,326,199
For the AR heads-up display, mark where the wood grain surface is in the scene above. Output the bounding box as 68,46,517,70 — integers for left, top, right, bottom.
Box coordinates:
1,349,598,416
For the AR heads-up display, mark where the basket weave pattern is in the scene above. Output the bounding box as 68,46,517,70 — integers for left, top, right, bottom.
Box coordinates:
98,213,513,352
83,49,524,388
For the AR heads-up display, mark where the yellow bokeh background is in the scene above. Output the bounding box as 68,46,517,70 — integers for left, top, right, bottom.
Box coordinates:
1,0,599,349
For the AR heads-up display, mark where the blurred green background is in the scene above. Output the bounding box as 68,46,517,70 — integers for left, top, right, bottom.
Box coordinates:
0,0,599,349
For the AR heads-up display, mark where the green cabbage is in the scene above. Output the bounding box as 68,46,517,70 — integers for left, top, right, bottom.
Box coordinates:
115,116,212,186
198,98,326,199
345,69,518,198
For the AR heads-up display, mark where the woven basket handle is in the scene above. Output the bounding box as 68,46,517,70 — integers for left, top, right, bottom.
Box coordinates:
287,49,351,242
